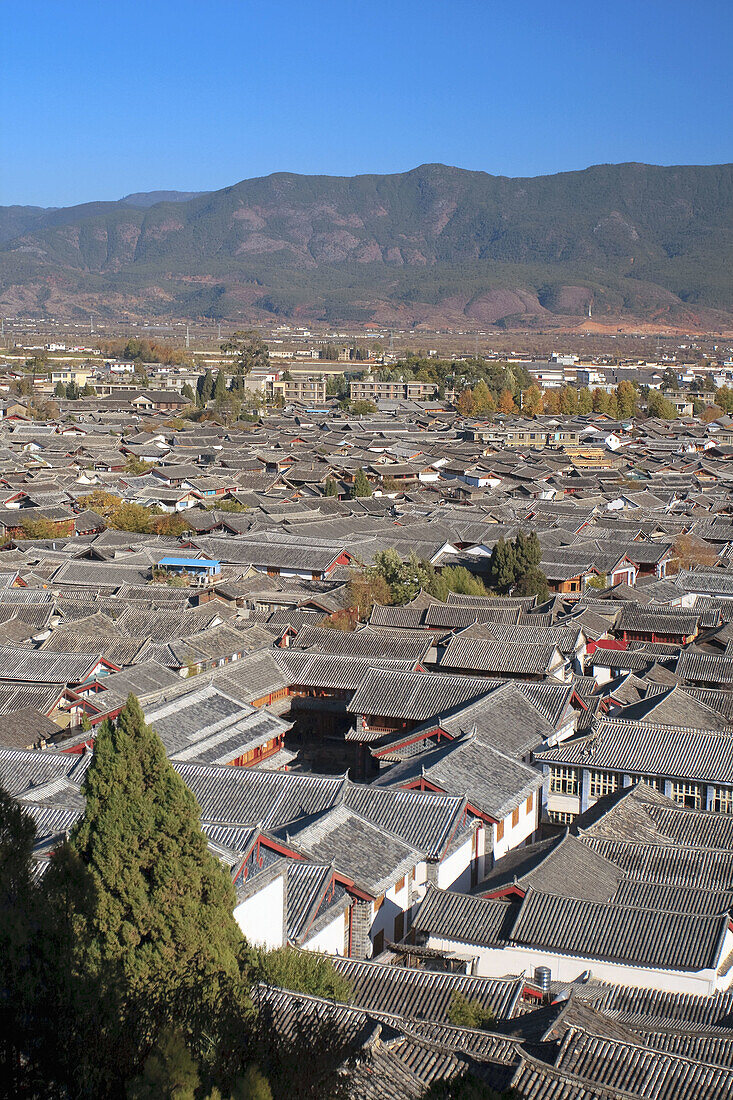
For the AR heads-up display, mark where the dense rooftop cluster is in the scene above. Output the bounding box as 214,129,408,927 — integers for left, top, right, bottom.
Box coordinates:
3,393,733,1096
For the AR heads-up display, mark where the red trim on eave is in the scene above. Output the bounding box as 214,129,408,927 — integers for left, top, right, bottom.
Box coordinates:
480,885,526,901
258,835,306,861
372,726,452,758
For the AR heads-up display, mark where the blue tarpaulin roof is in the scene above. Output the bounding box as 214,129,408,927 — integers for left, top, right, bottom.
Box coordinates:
157,557,220,570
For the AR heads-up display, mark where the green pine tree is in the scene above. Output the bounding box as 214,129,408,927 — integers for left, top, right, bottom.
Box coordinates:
351,468,372,498
488,537,517,592
181,382,196,404
198,369,214,405
513,530,541,577
231,1065,273,1100
65,695,247,1090
577,387,593,415
514,567,550,602
126,1028,201,1100
324,478,338,497
213,370,228,403
0,788,46,1096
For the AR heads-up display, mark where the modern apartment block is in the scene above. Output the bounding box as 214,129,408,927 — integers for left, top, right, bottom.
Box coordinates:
271,373,327,404
349,379,437,402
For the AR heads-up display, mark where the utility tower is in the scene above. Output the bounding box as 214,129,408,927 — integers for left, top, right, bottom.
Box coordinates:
185,325,190,349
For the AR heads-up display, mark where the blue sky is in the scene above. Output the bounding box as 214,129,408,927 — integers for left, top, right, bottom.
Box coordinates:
3,0,732,207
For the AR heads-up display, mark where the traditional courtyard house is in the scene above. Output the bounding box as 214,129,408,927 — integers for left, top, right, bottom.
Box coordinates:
678,650,733,688
615,606,700,645
373,727,542,874
535,714,733,823
130,390,188,413
436,635,569,682
412,883,733,995
142,684,292,767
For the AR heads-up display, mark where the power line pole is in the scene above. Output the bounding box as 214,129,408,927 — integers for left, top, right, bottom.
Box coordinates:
185,325,190,349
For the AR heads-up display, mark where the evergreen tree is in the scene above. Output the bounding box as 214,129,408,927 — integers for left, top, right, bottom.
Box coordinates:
647,390,677,419
58,695,247,1092
513,530,541,577
221,331,269,392
615,380,637,419
198,369,214,405
592,388,610,414
54,381,66,398
213,370,228,404
351,468,372,498
488,537,516,592
557,386,578,415
245,945,351,1003
181,382,196,403
0,788,47,1097
126,1028,201,1100
441,566,488,597
514,567,549,602
324,478,338,497
447,992,496,1031
232,1065,273,1100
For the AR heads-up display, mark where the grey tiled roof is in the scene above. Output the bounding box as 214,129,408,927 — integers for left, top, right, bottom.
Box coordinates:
509,889,729,972
330,955,523,1023
536,718,733,785
348,668,493,725
278,804,420,895
144,684,291,765
413,885,518,946
374,731,542,820
476,832,624,903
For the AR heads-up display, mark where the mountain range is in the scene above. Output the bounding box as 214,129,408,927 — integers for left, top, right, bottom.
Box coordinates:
1,162,731,330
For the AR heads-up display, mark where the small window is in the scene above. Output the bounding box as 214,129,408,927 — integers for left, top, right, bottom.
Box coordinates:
713,788,733,814
373,893,384,913
393,911,404,942
496,819,505,841
395,875,405,893
372,929,385,956
549,767,578,795
511,807,519,828
548,810,576,825
671,781,701,810
526,792,534,814
589,772,619,800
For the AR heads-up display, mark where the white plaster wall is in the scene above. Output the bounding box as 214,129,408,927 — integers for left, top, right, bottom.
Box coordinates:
370,870,414,944
437,835,474,891
544,791,581,817
233,875,285,949
493,794,539,862
425,936,728,996
303,911,345,956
